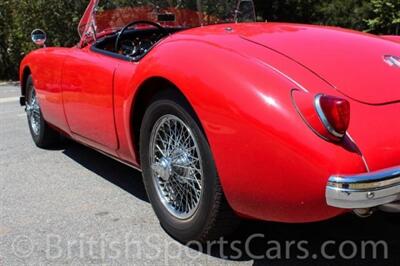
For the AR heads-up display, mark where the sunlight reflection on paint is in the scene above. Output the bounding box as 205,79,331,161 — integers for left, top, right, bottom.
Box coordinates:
258,92,280,109
256,91,290,118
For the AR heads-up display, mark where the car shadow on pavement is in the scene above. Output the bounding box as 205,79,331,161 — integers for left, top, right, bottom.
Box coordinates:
193,210,400,265
60,141,399,265
62,141,149,203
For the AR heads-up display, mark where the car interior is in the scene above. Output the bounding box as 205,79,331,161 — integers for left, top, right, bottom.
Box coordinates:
91,24,183,61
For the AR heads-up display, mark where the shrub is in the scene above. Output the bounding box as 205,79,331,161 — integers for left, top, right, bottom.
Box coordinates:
0,0,399,80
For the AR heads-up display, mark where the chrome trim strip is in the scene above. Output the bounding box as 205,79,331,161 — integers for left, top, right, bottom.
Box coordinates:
314,94,344,138
253,59,309,93
329,167,400,185
345,132,370,172
326,166,400,209
383,55,400,68
328,176,400,190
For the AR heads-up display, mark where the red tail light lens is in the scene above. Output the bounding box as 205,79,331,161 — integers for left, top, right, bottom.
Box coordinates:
315,94,350,138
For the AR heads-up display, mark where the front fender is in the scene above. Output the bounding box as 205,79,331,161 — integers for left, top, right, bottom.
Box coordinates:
19,48,71,132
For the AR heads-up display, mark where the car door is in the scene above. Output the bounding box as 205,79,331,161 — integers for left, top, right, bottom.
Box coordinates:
62,46,119,151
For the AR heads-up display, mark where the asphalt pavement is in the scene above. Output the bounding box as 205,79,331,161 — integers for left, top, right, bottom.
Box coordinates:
0,84,399,265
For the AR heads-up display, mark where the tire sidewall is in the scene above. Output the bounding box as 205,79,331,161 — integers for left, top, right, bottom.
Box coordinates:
140,97,219,242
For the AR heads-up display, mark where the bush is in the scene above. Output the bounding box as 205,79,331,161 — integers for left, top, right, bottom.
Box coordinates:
366,0,400,34
0,0,399,81
1,0,87,81
0,1,13,80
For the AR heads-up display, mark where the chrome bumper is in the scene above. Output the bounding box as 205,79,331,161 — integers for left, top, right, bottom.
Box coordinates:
326,166,400,209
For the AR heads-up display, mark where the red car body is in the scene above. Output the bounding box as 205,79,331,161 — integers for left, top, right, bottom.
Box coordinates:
20,0,400,224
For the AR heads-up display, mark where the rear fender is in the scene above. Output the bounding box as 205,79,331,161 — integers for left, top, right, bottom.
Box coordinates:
381,35,400,44
126,39,366,222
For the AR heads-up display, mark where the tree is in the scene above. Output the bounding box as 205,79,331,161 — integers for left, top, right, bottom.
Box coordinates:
0,0,13,79
0,0,399,81
366,0,400,34
1,0,88,80
316,0,371,31
253,0,321,23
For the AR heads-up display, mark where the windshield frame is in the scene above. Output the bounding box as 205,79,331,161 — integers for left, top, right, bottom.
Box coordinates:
78,0,256,47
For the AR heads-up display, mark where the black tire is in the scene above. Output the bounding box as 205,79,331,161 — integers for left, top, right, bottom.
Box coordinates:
140,91,239,243
26,75,60,148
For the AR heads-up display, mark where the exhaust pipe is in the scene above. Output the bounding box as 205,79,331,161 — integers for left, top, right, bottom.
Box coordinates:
353,208,374,218
353,201,400,217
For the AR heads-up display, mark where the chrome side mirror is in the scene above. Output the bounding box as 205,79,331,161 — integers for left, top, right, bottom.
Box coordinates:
31,29,47,47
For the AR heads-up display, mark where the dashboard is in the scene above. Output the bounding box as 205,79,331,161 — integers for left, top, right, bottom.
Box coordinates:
119,33,161,58
92,28,181,61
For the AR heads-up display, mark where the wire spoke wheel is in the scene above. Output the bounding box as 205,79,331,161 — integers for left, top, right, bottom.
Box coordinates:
149,114,204,220
24,75,60,148
141,94,239,243
26,86,41,136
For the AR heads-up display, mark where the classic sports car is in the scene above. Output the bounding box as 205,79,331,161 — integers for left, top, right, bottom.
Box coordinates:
20,0,400,243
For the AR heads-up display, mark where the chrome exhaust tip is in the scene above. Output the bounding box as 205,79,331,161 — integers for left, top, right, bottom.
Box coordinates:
353,201,400,218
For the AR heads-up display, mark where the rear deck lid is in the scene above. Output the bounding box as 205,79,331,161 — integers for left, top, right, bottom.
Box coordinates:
240,23,400,105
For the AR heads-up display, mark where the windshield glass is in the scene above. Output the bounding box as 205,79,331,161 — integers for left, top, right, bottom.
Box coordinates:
92,0,256,34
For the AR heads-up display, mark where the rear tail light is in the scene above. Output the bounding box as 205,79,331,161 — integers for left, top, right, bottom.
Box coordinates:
315,94,350,139
292,90,350,142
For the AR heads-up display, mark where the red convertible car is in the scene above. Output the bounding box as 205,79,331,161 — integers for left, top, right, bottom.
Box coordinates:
20,0,400,243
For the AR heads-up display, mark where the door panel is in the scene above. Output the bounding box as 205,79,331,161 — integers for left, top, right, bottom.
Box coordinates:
62,47,119,150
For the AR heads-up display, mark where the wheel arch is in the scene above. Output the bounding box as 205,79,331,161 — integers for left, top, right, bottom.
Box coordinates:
130,76,207,160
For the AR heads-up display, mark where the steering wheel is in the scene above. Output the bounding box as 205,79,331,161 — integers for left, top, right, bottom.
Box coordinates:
115,20,168,54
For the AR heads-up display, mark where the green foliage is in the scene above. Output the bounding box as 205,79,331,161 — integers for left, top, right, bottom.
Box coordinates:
0,0,399,80
1,0,87,80
366,0,400,34
315,0,372,31
0,1,13,79
254,0,322,23
253,0,399,33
